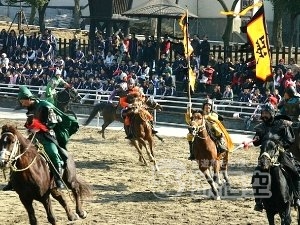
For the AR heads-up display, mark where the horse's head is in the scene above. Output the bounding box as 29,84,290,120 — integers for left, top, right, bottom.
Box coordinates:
145,97,162,111
0,125,18,169
57,88,82,104
188,111,205,136
259,139,282,170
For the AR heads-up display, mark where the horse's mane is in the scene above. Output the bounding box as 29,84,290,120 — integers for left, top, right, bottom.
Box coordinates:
1,124,31,148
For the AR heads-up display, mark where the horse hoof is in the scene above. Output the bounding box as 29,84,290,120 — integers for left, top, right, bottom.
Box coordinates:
68,213,79,221
79,211,88,219
215,196,221,201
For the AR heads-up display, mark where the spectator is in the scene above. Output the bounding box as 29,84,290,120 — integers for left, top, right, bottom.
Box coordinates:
199,35,210,67
210,84,222,100
222,85,233,100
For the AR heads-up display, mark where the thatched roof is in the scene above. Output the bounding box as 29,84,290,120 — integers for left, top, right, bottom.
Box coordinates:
122,0,198,18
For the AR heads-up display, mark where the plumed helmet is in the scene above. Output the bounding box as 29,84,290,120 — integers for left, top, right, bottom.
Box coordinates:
119,72,127,81
260,103,276,117
202,98,213,108
284,86,298,97
127,78,135,85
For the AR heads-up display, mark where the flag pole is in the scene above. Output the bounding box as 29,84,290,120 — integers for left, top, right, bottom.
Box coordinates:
185,9,192,114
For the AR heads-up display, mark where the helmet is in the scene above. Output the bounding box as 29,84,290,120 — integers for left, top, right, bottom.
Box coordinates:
119,72,127,81
260,103,276,117
202,98,213,109
284,86,298,97
127,78,135,85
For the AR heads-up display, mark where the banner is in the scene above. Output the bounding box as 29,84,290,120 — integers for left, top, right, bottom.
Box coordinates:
179,11,195,92
246,5,272,81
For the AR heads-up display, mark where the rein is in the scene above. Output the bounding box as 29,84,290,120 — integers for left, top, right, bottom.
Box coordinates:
259,145,283,167
1,132,38,172
193,118,208,139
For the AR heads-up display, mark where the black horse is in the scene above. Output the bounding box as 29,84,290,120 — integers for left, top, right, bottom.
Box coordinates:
56,88,82,118
256,139,299,225
83,97,163,141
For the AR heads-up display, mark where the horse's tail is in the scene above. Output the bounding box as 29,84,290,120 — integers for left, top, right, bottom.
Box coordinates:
76,176,92,200
83,102,107,125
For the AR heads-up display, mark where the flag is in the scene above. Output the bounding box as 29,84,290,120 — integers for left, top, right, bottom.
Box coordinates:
179,11,195,92
179,11,193,59
220,1,263,16
246,5,271,81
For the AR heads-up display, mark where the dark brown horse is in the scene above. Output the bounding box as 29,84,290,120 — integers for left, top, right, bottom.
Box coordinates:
83,96,163,141
188,111,230,200
56,88,82,117
0,125,91,225
128,102,159,171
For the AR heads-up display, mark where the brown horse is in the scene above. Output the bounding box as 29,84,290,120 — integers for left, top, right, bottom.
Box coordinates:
0,125,91,225
56,88,82,118
128,102,159,171
189,111,230,200
83,96,163,141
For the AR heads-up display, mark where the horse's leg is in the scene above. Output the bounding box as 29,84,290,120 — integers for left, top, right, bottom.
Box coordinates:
212,159,222,186
64,159,90,219
50,188,79,221
200,167,220,200
19,197,38,225
99,119,113,139
138,137,159,171
280,205,292,225
266,211,276,225
131,140,147,166
220,152,230,185
41,196,57,225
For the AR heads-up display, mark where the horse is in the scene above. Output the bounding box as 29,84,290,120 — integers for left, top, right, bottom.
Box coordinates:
56,87,82,118
257,138,299,225
0,124,91,225
83,96,163,141
127,100,159,171
188,111,230,200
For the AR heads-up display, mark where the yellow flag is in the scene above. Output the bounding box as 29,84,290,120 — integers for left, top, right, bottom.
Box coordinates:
179,11,193,59
179,11,195,91
246,5,271,81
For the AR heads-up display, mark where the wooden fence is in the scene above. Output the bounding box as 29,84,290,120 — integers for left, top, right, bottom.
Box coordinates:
57,38,299,64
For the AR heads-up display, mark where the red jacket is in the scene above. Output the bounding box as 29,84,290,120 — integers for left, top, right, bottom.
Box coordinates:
119,87,140,108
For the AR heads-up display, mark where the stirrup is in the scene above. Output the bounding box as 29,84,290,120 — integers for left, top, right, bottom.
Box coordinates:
294,198,300,207
55,178,65,189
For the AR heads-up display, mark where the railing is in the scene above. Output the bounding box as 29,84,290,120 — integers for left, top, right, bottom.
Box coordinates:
0,84,259,134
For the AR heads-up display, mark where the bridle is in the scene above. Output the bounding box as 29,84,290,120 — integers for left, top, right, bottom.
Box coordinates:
190,116,208,139
259,143,283,167
0,132,37,172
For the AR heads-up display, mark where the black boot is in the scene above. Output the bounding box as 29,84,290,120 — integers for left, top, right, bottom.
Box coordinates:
124,125,133,139
188,141,195,160
254,198,264,212
293,179,300,207
150,121,158,134
54,165,64,189
2,180,13,191
217,135,228,153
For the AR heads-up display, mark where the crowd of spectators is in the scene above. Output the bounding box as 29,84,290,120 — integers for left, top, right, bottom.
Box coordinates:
0,27,299,105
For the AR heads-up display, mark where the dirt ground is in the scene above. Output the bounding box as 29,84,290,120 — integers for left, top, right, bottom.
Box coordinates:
0,119,298,225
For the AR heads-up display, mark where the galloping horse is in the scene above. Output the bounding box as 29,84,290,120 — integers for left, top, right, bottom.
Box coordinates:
0,125,91,225
127,99,159,171
56,88,82,117
188,111,230,200
257,139,298,225
83,96,163,140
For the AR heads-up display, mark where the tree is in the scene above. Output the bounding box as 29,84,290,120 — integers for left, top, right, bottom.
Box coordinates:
216,0,240,47
73,0,81,29
5,0,50,32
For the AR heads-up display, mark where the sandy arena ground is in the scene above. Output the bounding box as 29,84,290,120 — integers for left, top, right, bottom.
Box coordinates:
0,119,298,225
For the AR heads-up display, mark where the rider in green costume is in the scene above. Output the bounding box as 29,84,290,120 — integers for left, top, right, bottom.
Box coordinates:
45,70,70,105
3,86,79,191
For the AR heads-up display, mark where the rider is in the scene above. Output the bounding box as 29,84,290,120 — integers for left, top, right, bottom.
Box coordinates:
252,103,300,212
185,99,233,160
45,69,71,105
119,78,157,139
278,85,300,122
3,86,79,191
108,72,128,104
